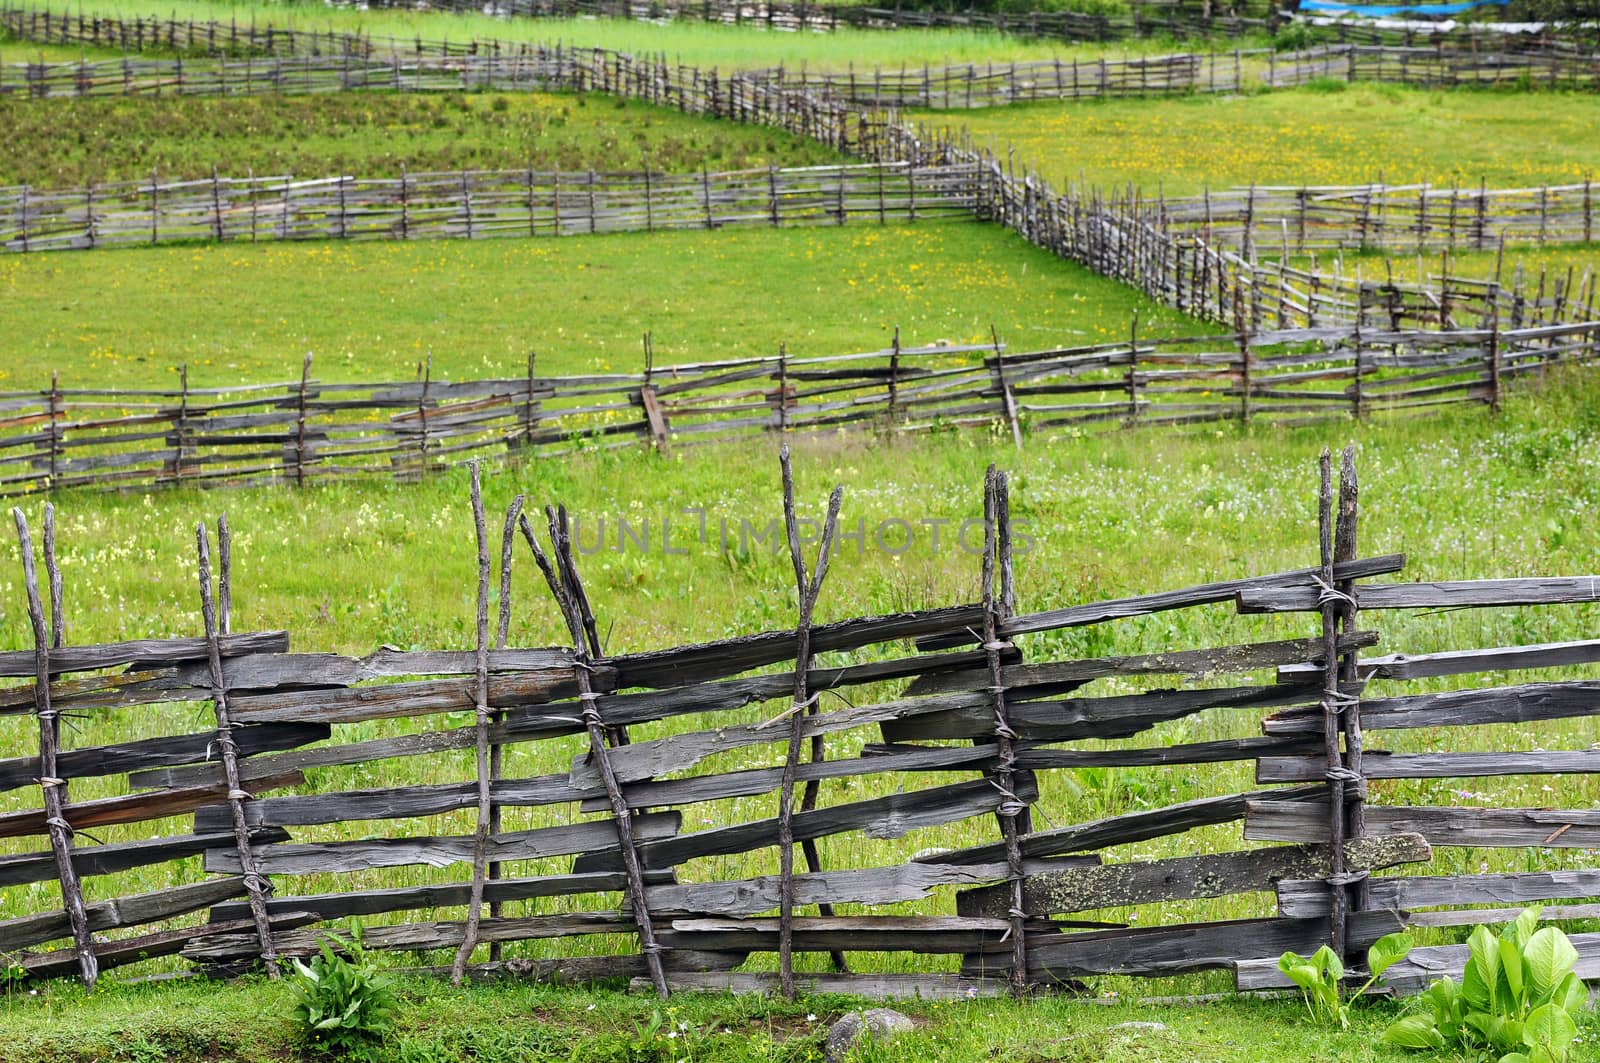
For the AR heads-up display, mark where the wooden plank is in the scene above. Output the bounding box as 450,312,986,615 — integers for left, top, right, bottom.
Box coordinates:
0,771,303,840
1262,680,1600,735
0,723,328,793
17,911,320,982
1259,749,1600,782
881,679,1328,743
0,631,288,678
905,632,1379,698
956,834,1431,919
1277,869,1600,918
917,555,1405,650
1247,801,1600,849
648,862,1012,918
919,786,1326,867
183,912,638,962
972,911,1406,980
1276,637,1600,682
665,915,1011,953
0,876,247,953
640,971,1010,999
206,812,683,876
0,828,289,888
1238,576,1600,614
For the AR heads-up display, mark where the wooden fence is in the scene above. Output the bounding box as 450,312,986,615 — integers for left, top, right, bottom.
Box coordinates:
0,162,978,253
4,454,1600,999
2,316,1595,497
1265,41,1600,89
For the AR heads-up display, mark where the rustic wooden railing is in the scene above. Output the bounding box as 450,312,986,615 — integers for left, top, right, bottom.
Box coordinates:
3,454,1600,998
1,317,1595,496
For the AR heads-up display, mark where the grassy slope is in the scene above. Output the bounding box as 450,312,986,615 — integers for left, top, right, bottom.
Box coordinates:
0,92,841,186
936,83,1600,195
2,0,1232,69
13,973,1584,1063
0,222,1203,386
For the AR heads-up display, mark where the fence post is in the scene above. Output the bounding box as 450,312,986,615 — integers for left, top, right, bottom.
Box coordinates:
769,164,780,226
775,343,789,432
294,354,312,485
1488,301,1502,413
1234,291,1251,425
45,372,61,489
149,168,160,246
13,507,97,990
1125,311,1139,425
992,325,1022,450
886,326,901,428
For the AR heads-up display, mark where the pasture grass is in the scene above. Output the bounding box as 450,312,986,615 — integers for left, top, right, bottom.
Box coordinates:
7,0,1241,69
0,221,1207,387
0,91,841,187
931,83,1600,195
2,972,1533,1063
1,371,1599,974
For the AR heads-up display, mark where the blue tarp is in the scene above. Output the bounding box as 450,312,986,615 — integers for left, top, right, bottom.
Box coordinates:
1300,0,1509,14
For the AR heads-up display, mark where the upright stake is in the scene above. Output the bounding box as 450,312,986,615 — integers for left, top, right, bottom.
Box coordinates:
519,510,669,999
15,506,97,990
487,493,525,962
982,466,1030,998
1333,448,1368,913
776,445,845,999
1316,452,1352,957
198,516,278,975
451,462,494,985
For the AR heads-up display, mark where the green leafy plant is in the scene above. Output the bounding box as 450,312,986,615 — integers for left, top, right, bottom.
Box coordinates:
1279,931,1414,1028
1383,907,1589,1063
286,924,399,1058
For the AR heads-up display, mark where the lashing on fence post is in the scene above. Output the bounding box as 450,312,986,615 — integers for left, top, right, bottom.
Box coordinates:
14,505,97,990
518,506,670,999
1333,448,1368,915
775,445,847,1000
452,463,495,985
197,514,278,976
981,466,1031,998
1314,451,1361,958
486,492,526,964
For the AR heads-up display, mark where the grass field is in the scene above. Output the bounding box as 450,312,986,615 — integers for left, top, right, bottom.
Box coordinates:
0,221,1205,387
15,972,1593,1063
934,83,1600,195
0,92,840,187
4,0,1235,69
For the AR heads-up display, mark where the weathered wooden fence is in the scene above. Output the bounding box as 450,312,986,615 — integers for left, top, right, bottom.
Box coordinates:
1265,41,1600,89
2,316,1596,496
4,454,1600,998
0,162,978,253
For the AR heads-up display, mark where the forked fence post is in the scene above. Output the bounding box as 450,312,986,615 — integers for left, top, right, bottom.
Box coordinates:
991,325,1022,450
14,505,97,989
518,506,670,998
486,492,526,963
198,515,278,976
1315,451,1359,957
293,353,311,485
451,463,494,985
775,445,846,998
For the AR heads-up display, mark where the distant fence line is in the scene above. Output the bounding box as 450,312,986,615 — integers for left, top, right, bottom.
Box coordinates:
4,7,1596,346
2,315,1595,496
0,162,978,253
1266,40,1600,89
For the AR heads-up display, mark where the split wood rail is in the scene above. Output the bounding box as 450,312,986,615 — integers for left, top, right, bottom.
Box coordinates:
3,454,1600,999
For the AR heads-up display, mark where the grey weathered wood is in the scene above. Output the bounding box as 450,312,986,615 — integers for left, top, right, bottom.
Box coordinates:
0,828,289,888
1247,801,1600,849
401,948,747,986
917,555,1405,650
19,911,320,982
1238,576,1600,614
0,876,247,953
184,912,638,963
906,633,1379,698
648,862,1012,918
969,911,1406,980
1263,681,1600,735
922,786,1326,866
1276,637,1600,683
956,834,1431,919
0,631,289,678
0,770,302,839
666,915,1011,953
634,776,1037,871
1259,749,1600,782
207,812,682,876
0,722,328,793
640,971,1010,999
1278,869,1600,917
229,664,594,725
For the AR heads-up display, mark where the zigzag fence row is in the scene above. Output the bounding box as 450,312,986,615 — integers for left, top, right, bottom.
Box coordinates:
3,457,1600,1000
2,316,1596,497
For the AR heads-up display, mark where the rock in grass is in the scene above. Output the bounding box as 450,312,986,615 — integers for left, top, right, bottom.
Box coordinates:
824,1008,915,1061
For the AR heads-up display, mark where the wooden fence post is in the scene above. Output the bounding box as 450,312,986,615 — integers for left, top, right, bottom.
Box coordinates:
197,517,278,976
775,447,846,998
991,325,1021,450
13,506,97,990
1315,452,1353,957
1333,448,1368,916
486,492,526,963
1125,311,1140,425
46,372,61,489
294,354,312,486
451,464,495,984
